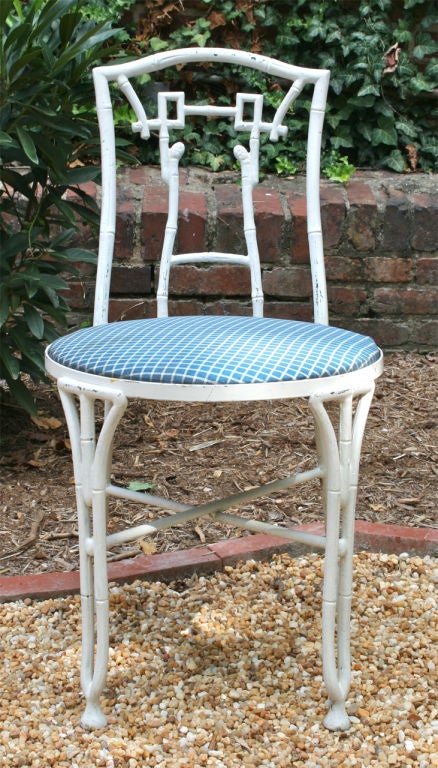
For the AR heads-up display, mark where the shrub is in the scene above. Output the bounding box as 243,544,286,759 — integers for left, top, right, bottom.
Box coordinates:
125,0,438,174
0,0,118,413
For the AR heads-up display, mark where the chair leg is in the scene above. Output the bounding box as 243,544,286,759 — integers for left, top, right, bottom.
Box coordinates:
309,388,374,731
58,380,127,728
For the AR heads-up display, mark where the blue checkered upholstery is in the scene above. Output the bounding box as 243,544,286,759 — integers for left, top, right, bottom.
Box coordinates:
47,316,380,384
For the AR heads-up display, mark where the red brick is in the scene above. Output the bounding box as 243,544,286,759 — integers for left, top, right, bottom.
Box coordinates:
285,184,345,260
254,187,283,263
347,319,410,347
208,531,315,566
203,300,253,316
346,178,376,205
327,255,363,282
264,302,313,322
373,287,437,315
215,185,245,254
115,198,139,262
411,192,438,251
177,190,208,253
164,264,251,296
346,180,377,251
141,186,168,261
167,299,252,317
354,521,438,557
416,256,438,285
106,547,221,584
167,299,205,315
328,285,368,315
413,320,438,347
108,297,155,322
364,256,412,283
262,267,312,298
321,183,345,249
110,265,152,295
127,166,162,185
61,280,94,310
0,571,81,602
381,187,411,251
287,194,309,263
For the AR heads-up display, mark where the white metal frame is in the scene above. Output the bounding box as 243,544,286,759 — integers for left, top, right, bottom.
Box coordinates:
45,48,383,732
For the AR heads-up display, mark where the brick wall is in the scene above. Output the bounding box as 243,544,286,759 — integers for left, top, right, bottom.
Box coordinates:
69,169,437,350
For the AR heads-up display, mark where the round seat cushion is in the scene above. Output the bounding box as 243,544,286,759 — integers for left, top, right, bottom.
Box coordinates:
47,315,381,385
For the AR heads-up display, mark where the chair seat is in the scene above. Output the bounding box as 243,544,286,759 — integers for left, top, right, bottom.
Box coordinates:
47,316,381,385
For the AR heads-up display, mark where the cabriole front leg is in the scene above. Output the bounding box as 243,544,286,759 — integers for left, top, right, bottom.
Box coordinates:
310,388,374,731
58,379,127,728
310,394,351,731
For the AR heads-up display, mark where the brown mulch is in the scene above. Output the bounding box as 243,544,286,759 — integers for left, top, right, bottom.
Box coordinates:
0,352,436,577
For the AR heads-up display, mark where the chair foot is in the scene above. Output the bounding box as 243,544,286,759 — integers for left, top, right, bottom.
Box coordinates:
323,702,351,731
81,700,108,730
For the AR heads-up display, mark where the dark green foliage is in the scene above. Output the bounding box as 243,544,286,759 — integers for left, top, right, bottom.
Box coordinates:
0,0,118,412
122,0,438,174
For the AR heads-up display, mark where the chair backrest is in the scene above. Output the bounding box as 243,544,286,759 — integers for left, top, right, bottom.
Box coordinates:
92,48,330,326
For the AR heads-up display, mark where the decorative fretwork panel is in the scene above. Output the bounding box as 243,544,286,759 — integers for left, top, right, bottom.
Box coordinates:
114,74,308,318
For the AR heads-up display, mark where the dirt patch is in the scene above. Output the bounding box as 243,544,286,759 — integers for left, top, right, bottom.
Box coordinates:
0,352,436,577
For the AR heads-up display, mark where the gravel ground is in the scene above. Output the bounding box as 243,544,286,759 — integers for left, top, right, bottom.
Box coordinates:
1,551,437,767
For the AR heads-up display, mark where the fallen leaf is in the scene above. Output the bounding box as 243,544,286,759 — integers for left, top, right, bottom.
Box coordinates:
382,42,401,74
27,459,47,468
406,144,418,172
139,540,157,555
31,416,63,431
194,525,206,543
209,11,226,29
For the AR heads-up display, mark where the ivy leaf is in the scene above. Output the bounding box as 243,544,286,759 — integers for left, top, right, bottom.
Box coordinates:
357,84,380,97
395,119,417,139
372,119,398,146
411,75,434,94
149,37,168,52
413,34,438,60
385,149,406,173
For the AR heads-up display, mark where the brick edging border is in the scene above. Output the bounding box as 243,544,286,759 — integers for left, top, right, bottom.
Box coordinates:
1,521,436,602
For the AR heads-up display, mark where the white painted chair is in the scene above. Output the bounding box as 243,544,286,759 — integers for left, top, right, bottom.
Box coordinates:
45,48,383,731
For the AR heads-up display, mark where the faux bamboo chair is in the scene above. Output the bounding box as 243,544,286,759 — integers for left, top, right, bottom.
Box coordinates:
45,48,383,731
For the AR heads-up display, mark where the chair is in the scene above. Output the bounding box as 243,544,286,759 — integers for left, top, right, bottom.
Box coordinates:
45,47,383,731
